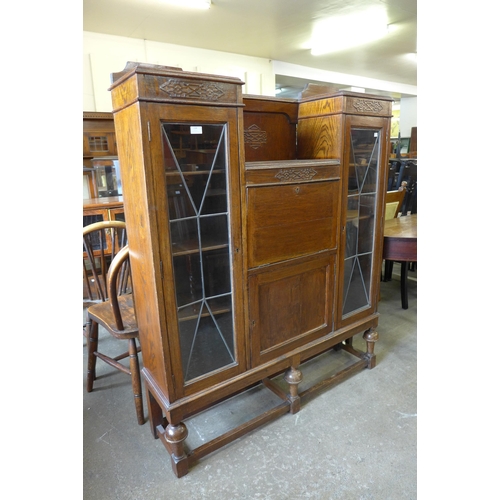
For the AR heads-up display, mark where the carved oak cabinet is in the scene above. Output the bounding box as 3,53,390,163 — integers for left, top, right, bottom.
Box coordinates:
109,62,392,477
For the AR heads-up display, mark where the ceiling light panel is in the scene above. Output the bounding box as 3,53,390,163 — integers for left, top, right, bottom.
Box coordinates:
162,0,211,10
309,7,389,55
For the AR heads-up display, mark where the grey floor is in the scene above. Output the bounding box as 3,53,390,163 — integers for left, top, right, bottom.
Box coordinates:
83,264,417,500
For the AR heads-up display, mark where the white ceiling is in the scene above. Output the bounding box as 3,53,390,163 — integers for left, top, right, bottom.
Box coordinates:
83,0,417,99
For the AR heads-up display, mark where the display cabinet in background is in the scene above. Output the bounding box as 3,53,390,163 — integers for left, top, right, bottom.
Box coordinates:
109,62,392,477
83,112,119,200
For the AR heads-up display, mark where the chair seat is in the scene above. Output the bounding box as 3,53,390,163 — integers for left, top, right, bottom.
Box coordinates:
88,294,138,339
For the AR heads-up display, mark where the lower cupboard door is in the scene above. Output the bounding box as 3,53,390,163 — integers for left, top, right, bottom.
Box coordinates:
248,253,335,366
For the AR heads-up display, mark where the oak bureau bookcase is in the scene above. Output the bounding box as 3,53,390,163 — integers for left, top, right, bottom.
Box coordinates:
109,62,392,477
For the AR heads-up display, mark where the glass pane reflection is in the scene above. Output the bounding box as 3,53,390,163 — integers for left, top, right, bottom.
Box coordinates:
162,123,235,382
342,128,380,318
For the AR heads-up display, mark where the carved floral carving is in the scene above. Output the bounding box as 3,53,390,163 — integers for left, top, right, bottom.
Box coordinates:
244,124,267,149
160,79,225,101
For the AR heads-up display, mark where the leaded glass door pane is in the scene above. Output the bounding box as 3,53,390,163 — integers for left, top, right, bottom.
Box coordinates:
162,123,235,383
342,128,380,318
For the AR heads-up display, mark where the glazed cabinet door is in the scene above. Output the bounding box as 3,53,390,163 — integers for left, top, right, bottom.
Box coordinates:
149,106,246,398
338,116,389,327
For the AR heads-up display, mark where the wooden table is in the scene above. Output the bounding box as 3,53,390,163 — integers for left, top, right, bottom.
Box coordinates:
383,214,417,309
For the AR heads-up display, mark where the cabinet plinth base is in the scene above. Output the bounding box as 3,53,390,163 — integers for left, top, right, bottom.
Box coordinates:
146,334,376,477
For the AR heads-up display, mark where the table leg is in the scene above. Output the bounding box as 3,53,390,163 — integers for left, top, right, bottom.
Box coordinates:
401,261,409,309
384,260,394,282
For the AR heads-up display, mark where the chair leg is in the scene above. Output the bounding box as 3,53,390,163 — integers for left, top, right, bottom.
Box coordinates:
129,339,145,425
86,319,99,392
400,261,409,310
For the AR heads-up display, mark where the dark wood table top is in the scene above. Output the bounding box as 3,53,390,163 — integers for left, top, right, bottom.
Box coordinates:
383,214,417,262
384,213,417,239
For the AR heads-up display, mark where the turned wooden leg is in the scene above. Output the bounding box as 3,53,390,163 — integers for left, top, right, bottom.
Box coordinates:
165,422,189,478
284,366,303,414
86,319,99,392
363,328,379,369
128,339,145,425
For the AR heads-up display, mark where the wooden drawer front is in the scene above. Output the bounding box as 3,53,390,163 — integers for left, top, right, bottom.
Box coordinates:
245,160,340,186
247,180,339,268
249,254,334,365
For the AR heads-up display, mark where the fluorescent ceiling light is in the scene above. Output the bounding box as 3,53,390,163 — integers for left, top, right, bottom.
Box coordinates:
163,0,211,9
309,8,388,55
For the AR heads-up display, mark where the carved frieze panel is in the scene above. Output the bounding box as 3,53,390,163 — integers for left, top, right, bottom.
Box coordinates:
244,124,267,150
159,79,225,101
275,168,318,182
352,99,384,113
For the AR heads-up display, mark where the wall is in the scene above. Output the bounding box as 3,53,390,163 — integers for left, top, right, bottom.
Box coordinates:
84,32,276,112
83,31,417,132
399,97,417,138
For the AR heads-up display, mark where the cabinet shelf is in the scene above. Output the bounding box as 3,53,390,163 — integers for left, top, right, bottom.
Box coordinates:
166,169,225,176
172,240,229,257
177,301,231,322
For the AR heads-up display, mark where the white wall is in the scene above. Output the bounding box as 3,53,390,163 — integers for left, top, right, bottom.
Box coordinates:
399,97,417,137
84,31,276,112
83,31,417,132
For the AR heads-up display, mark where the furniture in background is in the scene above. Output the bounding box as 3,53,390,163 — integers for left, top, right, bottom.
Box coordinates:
395,159,417,214
90,156,122,198
383,214,417,309
83,220,128,302
85,244,145,425
83,196,125,225
83,112,118,199
387,159,402,191
83,197,126,300
409,126,417,157
384,186,406,220
109,62,392,477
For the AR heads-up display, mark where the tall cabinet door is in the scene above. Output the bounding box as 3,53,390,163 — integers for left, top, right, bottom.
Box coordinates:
147,105,246,399
337,115,389,328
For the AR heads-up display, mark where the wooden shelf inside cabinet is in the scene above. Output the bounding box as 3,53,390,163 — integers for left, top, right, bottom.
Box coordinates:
165,169,224,177
172,240,229,257
177,300,232,322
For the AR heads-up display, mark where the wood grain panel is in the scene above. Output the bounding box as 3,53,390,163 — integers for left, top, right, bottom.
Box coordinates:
243,111,296,161
297,115,342,159
245,159,340,186
248,254,334,365
247,181,339,267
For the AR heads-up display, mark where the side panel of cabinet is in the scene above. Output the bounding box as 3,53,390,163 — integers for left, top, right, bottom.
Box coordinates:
113,103,176,401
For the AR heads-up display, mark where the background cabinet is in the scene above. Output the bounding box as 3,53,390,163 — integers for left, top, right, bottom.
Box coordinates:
83,112,119,199
109,62,392,477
